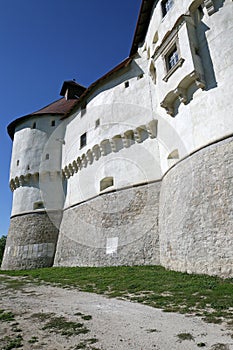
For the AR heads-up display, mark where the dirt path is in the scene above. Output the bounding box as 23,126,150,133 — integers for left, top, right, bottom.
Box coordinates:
0,275,232,350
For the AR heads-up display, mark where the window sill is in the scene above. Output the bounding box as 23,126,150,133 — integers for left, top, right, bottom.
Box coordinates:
163,58,185,82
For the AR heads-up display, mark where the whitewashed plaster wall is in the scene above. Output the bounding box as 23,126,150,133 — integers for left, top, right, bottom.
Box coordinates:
139,0,233,174
10,115,64,215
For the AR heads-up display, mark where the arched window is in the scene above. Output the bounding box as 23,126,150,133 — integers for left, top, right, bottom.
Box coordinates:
100,177,114,192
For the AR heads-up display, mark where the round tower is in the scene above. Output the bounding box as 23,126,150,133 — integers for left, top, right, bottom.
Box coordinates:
1,98,77,270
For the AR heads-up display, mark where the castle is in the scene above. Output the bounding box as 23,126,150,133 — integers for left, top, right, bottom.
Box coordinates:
2,0,233,278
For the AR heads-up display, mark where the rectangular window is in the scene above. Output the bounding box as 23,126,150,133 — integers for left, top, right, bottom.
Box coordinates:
95,119,100,128
33,201,44,210
165,45,179,72
80,132,87,149
161,0,174,17
51,120,55,127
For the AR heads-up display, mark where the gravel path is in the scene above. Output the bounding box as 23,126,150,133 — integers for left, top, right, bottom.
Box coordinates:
0,276,232,350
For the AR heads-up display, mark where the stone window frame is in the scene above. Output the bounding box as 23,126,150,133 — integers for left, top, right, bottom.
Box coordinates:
162,35,184,82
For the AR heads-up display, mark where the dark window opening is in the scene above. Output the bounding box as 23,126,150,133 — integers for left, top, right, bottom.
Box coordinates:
95,119,100,128
100,177,114,191
124,81,129,88
33,201,44,210
16,160,19,166
51,120,55,127
27,165,30,170
80,132,87,149
166,45,179,71
45,154,49,160
137,74,144,80
161,0,174,17
32,122,36,129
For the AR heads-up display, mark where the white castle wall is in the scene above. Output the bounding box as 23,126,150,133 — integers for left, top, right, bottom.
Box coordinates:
2,0,233,275
10,115,65,215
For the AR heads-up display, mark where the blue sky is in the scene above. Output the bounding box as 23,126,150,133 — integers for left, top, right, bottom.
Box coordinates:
0,0,142,236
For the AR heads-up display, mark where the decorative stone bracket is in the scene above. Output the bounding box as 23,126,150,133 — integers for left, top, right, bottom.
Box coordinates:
62,120,158,179
9,171,61,192
160,71,205,116
10,120,158,188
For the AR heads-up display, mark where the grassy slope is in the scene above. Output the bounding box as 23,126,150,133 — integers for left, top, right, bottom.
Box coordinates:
1,265,232,325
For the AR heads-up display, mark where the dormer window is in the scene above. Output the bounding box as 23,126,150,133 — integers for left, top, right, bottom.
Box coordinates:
161,0,174,17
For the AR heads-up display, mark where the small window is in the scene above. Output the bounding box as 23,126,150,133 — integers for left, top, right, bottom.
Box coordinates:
27,165,30,170
124,81,129,88
33,201,44,210
45,153,49,160
137,74,144,80
80,132,87,149
166,45,179,71
16,160,19,166
95,119,100,128
161,0,174,17
100,177,114,191
51,120,55,127
32,122,36,129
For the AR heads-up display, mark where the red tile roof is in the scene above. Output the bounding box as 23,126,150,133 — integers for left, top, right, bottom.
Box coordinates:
7,98,77,140
31,98,77,115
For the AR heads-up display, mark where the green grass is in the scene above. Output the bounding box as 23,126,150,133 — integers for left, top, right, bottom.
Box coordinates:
176,332,194,342
0,309,15,322
28,336,38,344
1,265,233,325
30,312,89,337
0,335,23,349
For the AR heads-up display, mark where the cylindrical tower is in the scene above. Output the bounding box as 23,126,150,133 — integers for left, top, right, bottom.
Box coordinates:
1,98,77,270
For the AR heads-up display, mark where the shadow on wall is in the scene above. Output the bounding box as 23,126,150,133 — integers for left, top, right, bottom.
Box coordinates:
195,0,227,91
214,0,225,12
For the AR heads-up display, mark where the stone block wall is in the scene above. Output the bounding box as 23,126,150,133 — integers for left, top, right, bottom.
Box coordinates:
1,212,59,270
54,182,161,267
159,136,233,278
